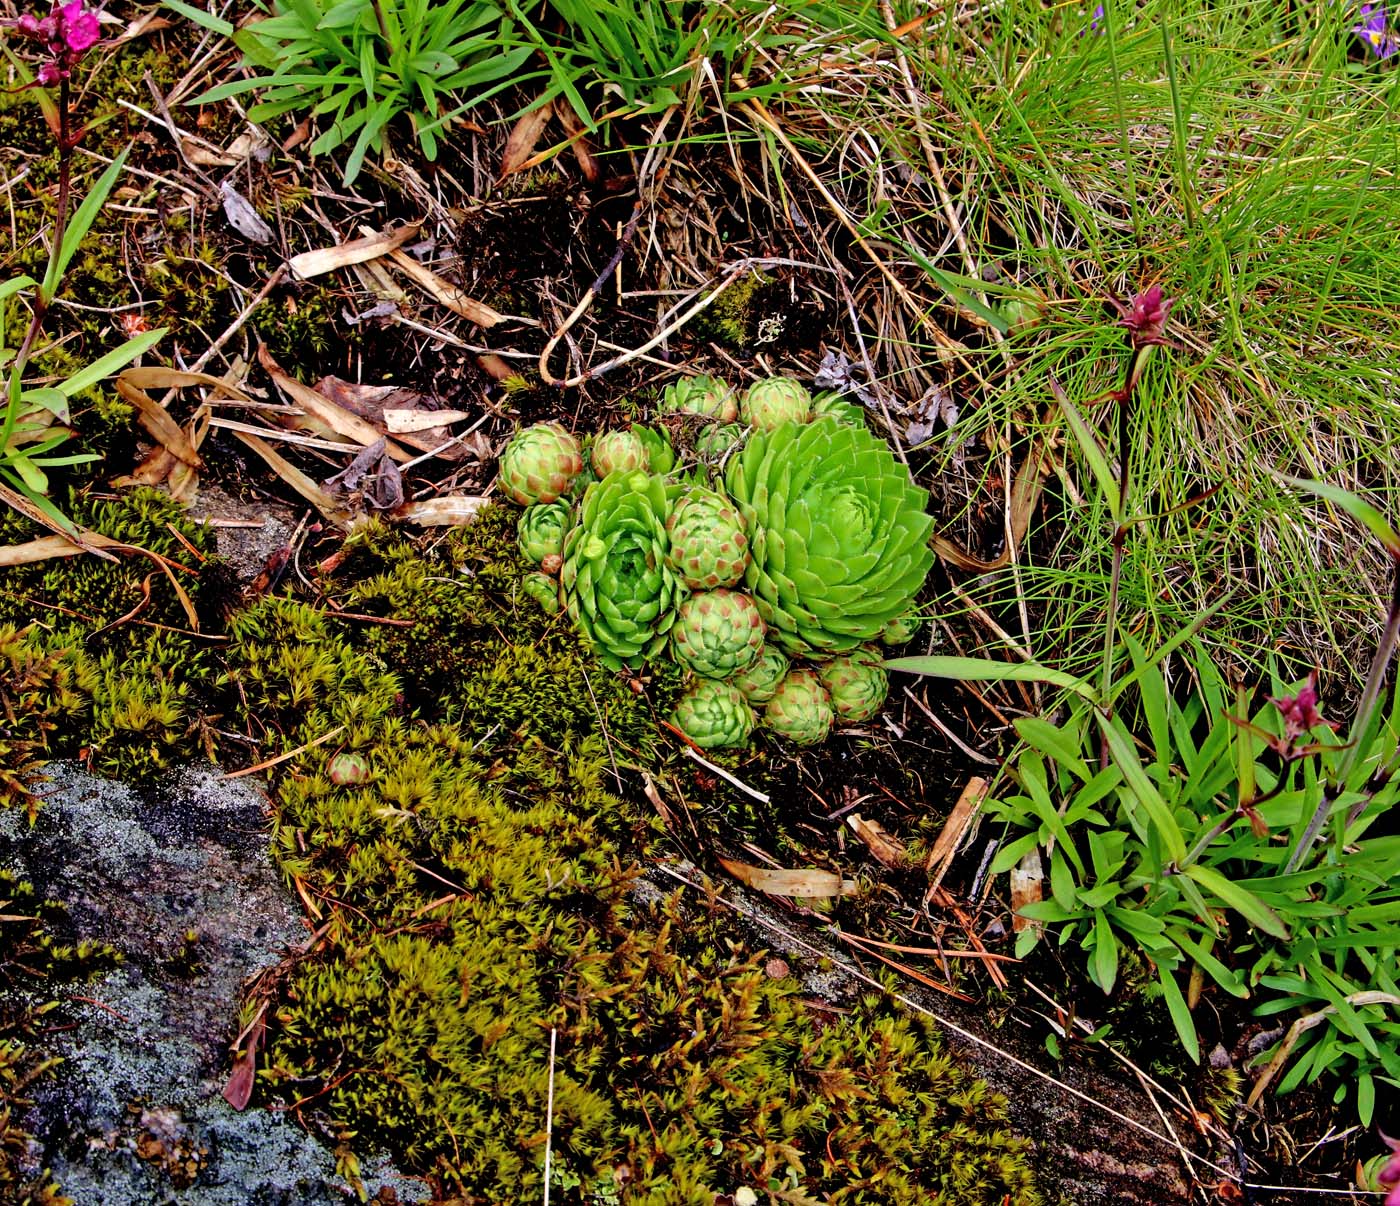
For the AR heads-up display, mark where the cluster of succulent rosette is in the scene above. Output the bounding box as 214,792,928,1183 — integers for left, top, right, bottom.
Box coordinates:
499,375,933,750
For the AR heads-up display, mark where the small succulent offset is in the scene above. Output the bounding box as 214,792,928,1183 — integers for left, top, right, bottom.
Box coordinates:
496,374,933,753
666,487,749,590
671,589,765,679
741,377,812,430
517,500,572,564
672,678,755,749
659,374,739,423
498,422,583,505
560,470,684,670
726,418,934,657
764,668,834,746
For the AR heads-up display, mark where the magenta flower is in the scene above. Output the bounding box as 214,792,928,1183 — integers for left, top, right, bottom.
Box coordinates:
1354,4,1399,59
1111,283,1173,348
4,0,102,85
1378,1132,1400,1205
1269,675,1330,743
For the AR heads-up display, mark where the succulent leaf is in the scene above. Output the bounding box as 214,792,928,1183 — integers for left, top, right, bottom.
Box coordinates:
671,589,765,679
591,429,649,477
498,422,583,505
763,669,833,745
522,572,561,614
559,470,684,670
672,677,756,749
725,418,934,657
631,424,677,475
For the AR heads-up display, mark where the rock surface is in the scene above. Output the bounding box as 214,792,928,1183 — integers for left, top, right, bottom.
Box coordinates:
0,763,428,1205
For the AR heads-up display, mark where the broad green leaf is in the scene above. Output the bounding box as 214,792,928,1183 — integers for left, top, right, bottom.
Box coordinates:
884,655,1098,700
1167,927,1249,998
1183,864,1290,939
1090,913,1119,994
1015,715,1092,783
1358,1072,1376,1127
1124,633,1169,765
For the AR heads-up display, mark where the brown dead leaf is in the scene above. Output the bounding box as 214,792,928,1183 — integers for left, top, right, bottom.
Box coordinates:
923,776,987,898
358,227,503,327
183,139,237,168
554,102,601,183
258,348,414,463
500,100,553,178
288,223,421,282
114,379,203,468
475,353,515,382
115,9,171,41
231,429,353,529
717,858,857,898
383,407,472,433
846,813,908,870
1010,848,1044,935
314,375,472,461
392,496,488,526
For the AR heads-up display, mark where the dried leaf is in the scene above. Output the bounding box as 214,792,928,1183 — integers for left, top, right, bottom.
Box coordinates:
183,139,237,168
258,347,413,462
231,429,353,529
362,228,503,326
219,181,274,244
115,9,171,41
846,813,908,869
717,858,857,898
288,223,421,282
384,407,472,433
923,776,986,896
554,102,601,183
314,375,470,460
475,353,514,381
391,496,488,526
500,99,553,178
114,380,203,467
1010,848,1043,935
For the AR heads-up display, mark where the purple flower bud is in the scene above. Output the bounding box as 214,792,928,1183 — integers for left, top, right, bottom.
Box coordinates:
36,61,64,85
1269,675,1329,743
1113,283,1173,347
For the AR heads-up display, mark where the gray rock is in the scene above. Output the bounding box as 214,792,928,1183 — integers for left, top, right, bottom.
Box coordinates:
0,764,429,1205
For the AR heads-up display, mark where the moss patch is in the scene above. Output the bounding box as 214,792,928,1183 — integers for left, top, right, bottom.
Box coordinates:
8,501,1039,1203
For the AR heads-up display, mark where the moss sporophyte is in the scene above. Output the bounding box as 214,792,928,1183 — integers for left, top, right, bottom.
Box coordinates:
1,496,1038,1203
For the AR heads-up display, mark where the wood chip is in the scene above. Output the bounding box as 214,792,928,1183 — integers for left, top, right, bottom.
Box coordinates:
1010,848,1044,935
923,776,987,898
288,223,421,282
717,857,857,898
383,407,472,433
391,496,488,526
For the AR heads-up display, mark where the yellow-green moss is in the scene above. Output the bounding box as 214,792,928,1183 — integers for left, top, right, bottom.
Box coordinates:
690,270,770,347
14,501,1039,1203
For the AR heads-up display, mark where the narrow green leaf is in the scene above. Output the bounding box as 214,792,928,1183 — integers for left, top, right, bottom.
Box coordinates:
1183,863,1290,939
58,328,167,397
1096,715,1187,862
1049,377,1121,519
1273,472,1400,558
46,150,130,299
161,0,235,35
884,655,1098,700
1156,963,1200,1064
1015,715,1093,784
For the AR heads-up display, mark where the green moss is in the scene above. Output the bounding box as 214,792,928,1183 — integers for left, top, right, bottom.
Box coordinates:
690,270,769,347
15,500,1038,1203
250,284,359,380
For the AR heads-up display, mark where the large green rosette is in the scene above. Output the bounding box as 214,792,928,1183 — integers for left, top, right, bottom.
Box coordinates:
724,418,934,657
559,470,684,670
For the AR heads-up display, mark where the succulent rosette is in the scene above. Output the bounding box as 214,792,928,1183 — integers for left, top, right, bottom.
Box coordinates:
659,374,739,423
818,650,888,723
695,422,747,462
671,589,765,679
498,422,583,505
517,500,573,564
559,470,684,670
880,611,923,646
731,644,789,705
666,487,749,590
672,678,755,750
764,669,834,746
591,429,648,477
632,424,676,474
741,377,812,430
725,417,934,657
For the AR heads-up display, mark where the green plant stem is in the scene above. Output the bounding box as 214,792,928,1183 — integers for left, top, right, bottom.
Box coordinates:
1,80,71,458
1285,558,1400,872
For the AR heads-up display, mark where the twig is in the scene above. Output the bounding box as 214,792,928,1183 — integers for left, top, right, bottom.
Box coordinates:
681,745,770,804
901,685,999,766
542,1027,557,1206
223,724,347,779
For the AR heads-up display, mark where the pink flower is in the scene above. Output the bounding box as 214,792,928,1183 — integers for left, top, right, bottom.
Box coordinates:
1378,1132,1400,1205
1269,675,1329,743
59,0,99,52
1112,283,1174,347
